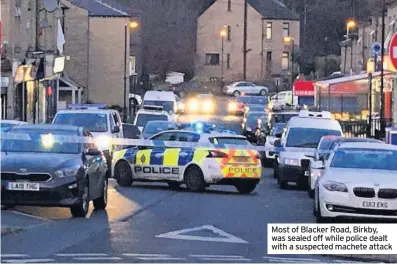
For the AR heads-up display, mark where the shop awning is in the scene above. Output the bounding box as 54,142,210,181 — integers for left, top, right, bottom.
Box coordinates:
59,76,83,91
316,71,393,87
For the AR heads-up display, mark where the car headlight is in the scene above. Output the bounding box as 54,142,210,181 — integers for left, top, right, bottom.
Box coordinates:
55,165,80,178
311,168,323,179
284,158,299,166
322,181,348,192
95,136,111,151
228,102,237,111
188,99,198,112
204,100,214,111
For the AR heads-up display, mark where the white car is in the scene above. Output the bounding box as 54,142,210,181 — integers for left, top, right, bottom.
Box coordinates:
222,82,269,97
262,123,285,167
133,105,174,132
314,142,397,222
307,136,384,198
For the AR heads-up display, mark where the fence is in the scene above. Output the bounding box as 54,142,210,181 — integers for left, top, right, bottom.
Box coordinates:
340,118,395,139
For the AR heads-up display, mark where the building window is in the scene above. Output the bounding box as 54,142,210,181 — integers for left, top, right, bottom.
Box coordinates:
282,52,289,70
282,22,290,37
266,22,272,40
266,51,272,63
227,53,231,68
205,53,220,65
227,0,231,11
227,26,231,41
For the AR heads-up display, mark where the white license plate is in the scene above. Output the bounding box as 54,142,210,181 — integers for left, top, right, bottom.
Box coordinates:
7,182,40,191
362,201,388,209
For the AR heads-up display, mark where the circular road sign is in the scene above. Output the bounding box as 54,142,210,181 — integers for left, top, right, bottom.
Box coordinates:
389,32,397,70
371,42,381,55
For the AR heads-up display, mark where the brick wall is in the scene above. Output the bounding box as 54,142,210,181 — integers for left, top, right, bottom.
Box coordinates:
88,17,130,108
196,0,299,83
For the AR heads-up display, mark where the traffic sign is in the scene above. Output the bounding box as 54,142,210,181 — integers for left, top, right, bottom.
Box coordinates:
389,33,397,69
371,42,381,55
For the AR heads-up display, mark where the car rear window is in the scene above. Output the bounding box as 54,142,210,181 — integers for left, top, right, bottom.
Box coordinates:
209,137,251,145
136,114,168,127
53,113,108,132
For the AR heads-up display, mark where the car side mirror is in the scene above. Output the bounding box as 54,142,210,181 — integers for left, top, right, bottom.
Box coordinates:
112,126,120,133
84,148,101,156
274,139,281,147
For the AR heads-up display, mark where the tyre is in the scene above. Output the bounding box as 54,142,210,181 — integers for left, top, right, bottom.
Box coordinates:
93,179,108,210
70,182,89,217
184,165,206,192
235,182,257,194
167,181,181,190
233,90,241,97
259,89,267,96
115,161,133,187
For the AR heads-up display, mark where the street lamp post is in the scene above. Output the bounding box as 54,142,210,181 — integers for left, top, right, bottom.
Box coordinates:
220,27,227,88
346,19,357,74
123,21,139,122
324,37,328,77
283,36,294,88
380,0,386,138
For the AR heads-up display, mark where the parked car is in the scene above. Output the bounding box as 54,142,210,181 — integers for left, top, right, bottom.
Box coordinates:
223,82,269,97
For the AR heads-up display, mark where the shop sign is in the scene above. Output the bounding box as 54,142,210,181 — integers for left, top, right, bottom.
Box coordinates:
53,56,65,74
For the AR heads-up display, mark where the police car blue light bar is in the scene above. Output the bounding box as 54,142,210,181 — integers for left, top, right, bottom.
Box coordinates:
67,104,107,109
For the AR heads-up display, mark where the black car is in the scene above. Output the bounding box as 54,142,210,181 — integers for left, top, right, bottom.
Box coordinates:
241,111,269,143
1,124,108,217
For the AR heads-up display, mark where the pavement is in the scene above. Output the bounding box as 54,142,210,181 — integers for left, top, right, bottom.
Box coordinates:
1,96,394,263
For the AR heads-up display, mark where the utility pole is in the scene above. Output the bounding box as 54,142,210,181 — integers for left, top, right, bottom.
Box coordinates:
35,0,40,50
123,24,128,122
324,37,328,77
380,0,386,137
243,0,247,80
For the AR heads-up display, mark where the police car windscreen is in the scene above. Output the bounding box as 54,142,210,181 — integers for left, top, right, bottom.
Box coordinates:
53,113,108,133
136,114,168,127
330,148,397,171
1,128,80,154
143,100,174,112
210,137,250,145
286,128,342,148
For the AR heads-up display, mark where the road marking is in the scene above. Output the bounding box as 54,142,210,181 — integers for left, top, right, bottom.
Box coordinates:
156,225,248,243
135,257,186,261
55,253,109,257
201,257,251,261
1,254,29,258
190,255,244,258
123,254,170,257
9,210,50,221
2,259,54,263
73,257,123,261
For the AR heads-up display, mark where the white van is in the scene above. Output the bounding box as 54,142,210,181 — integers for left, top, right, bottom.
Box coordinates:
142,91,177,116
133,105,173,132
273,110,343,189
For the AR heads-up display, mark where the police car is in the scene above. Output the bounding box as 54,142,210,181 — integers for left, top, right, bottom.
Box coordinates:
112,125,262,194
134,105,175,132
52,104,123,177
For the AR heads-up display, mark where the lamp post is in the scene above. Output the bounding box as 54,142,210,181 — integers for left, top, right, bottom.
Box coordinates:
346,19,357,74
220,26,227,88
324,37,328,77
283,36,294,88
380,0,386,138
124,21,139,122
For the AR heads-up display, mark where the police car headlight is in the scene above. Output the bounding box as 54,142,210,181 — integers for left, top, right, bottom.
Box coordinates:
322,181,348,192
95,136,111,151
284,158,299,166
55,165,80,178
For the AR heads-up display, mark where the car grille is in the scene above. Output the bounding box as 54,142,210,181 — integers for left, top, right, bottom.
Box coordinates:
1,173,52,182
301,159,310,168
353,187,375,198
378,189,397,199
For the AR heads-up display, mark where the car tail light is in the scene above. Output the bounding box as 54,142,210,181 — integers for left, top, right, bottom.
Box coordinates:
254,153,261,159
207,150,228,158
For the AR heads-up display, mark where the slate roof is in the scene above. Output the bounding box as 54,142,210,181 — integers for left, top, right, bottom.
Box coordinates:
70,0,130,17
248,0,299,20
200,0,299,20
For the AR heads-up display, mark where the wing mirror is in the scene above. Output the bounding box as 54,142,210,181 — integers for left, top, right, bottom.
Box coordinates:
274,139,281,147
112,126,120,133
84,148,101,156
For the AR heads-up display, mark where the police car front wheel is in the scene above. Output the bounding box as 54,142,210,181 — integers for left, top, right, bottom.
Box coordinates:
184,165,206,192
115,161,133,187
235,183,257,194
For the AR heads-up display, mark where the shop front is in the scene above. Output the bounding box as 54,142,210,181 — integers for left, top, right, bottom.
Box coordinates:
314,72,393,120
